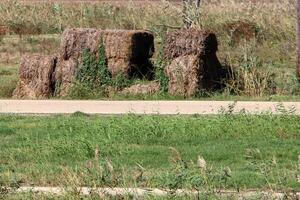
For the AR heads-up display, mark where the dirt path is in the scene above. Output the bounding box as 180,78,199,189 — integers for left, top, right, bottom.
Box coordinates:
2,186,299,199
0,100,299,115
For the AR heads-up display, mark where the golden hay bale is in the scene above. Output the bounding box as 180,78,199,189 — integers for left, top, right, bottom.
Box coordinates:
56,28,154,96
164,29,224,97
13,54,57,99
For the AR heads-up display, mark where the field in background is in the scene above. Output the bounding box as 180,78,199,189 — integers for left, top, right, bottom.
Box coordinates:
0,114,299,194
0,0,299,99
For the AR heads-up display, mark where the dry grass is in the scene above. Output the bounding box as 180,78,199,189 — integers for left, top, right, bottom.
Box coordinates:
0,0,298,98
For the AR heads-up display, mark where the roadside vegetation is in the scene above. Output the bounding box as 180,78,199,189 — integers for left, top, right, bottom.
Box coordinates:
0,112,299,194
0,0,299,100
1,193,232,200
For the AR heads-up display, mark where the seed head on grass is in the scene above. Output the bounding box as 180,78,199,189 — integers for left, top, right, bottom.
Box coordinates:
197,156,207,172
106,159,114,175
94,147,99,162
223,167,232,178
134,163,145,183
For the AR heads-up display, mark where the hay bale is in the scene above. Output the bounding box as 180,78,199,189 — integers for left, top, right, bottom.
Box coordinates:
165,55,201,96
164,29,218,60
121,81,160,95
60,28,98,61
224,21,258,45
56,28,154,96
13,54,57,99
164,29,224,96
54,58,78,97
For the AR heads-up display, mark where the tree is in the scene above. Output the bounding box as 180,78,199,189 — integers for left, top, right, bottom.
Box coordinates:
297,0,300,78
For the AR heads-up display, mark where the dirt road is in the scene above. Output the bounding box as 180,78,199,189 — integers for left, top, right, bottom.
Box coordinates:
0,100,299,115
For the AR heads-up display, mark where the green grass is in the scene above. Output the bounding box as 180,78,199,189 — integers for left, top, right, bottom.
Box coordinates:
0,64,18,98
0,114,299,192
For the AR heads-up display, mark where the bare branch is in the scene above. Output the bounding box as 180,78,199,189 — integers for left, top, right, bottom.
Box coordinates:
196,0,201,8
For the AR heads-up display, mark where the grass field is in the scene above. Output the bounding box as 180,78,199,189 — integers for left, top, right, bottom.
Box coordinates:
0,114,299,194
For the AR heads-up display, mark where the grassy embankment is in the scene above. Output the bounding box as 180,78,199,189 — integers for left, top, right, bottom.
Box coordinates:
0,0,299,100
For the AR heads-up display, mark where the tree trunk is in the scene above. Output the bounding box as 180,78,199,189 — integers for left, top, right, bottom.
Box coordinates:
297,0,300,78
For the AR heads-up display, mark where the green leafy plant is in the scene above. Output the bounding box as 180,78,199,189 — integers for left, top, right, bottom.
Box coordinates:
76,39,111,90
72,39,133,98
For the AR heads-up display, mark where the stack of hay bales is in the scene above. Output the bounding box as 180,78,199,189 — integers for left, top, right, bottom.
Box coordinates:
13,29,155,98
55,28,154,96
13,54,57,99
164,29,224,97
13,28,225,99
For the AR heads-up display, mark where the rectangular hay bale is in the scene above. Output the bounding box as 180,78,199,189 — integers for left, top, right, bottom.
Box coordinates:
56,28,154,96
164,29,224,97
13,54,57,99
163,29,218,60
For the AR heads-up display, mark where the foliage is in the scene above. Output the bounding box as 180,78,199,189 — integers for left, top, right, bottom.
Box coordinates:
71,40,132,98
76,39,111,90
0,66,18,98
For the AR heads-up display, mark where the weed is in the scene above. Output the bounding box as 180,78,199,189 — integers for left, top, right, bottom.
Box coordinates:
71,39,133,98
113,73,132,90
0,66,18,98
154,33,169,92
225,40,277,97
76,40,110,90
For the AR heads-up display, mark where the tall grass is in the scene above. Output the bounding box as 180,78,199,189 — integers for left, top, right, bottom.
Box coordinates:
0,0,298,98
